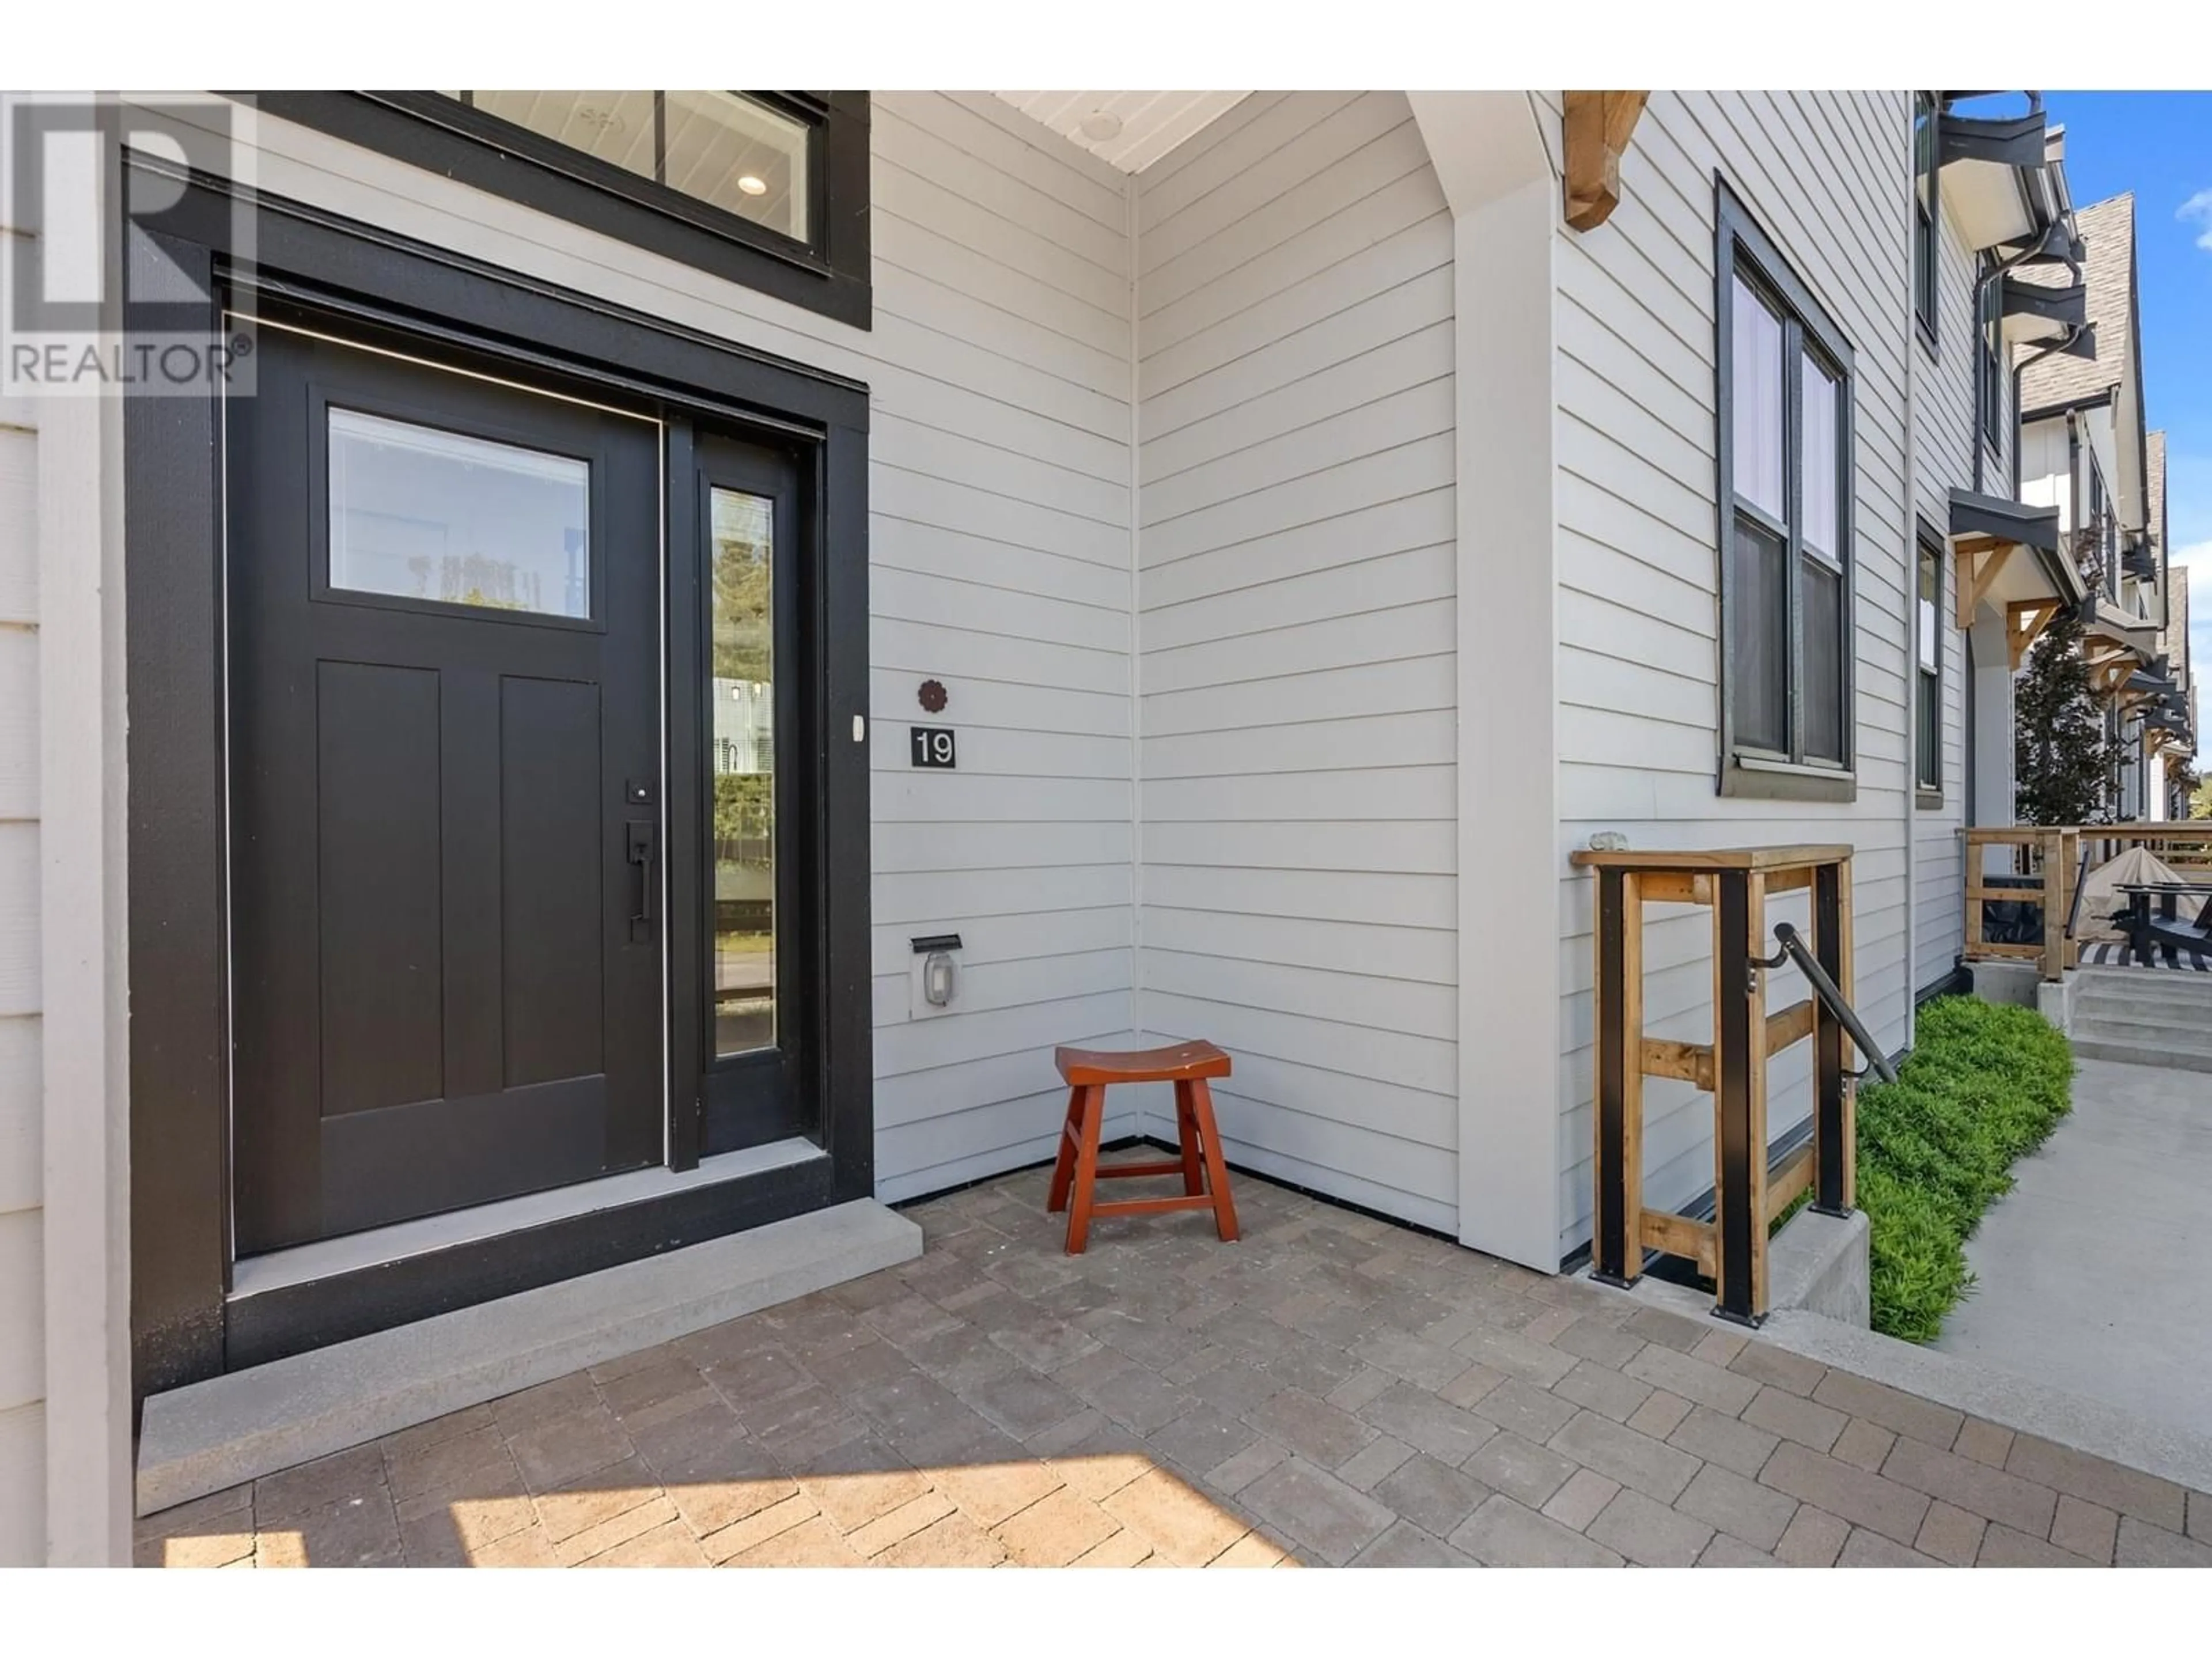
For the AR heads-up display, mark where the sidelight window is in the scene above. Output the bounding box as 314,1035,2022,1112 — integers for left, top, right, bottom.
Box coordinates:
709,487,777,1056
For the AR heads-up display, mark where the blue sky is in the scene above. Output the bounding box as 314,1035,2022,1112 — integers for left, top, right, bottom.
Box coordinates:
2043,92,2212,770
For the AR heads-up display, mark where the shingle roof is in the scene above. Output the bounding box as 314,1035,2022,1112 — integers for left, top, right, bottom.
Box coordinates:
2170,565,2188,688
2147,429,2166,552
2017,193,2134,412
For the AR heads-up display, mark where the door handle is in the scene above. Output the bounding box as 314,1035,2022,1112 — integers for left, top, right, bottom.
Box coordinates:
627,820,658,941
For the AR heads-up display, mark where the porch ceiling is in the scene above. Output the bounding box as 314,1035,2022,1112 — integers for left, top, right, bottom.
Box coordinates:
993,90,1249,172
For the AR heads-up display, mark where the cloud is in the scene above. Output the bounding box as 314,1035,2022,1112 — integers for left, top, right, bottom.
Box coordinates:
2181,190,2212,252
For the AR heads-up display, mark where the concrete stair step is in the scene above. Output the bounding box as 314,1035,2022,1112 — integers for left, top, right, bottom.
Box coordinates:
2076,972,2212,1001
2071,1007,2212,1042
2070,1014,2212,1071
2071,1038,2212,1075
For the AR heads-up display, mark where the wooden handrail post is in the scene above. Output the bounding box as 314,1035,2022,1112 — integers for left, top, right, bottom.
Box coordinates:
1590,868,1645,1286
2040,828,2066,982
1711,868,1768,1325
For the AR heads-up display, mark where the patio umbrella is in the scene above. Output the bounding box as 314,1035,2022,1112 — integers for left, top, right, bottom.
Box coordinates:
2075,846,2187,942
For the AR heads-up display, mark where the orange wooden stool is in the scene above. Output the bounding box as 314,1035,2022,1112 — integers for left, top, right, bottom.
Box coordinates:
1047,1039,1238,1254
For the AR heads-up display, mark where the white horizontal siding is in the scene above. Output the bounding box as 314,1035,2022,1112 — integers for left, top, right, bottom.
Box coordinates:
1551,90,1917,1257
0,373,38,1562
1135,91,1457,1233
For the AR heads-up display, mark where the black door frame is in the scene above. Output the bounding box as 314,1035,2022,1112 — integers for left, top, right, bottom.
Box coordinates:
124,158,873,1392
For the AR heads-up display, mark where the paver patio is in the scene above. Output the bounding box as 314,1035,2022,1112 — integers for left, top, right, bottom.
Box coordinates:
137,1156,2212,1567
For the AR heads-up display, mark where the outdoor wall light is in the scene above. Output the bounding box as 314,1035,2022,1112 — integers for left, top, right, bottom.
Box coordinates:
911,933,963,1012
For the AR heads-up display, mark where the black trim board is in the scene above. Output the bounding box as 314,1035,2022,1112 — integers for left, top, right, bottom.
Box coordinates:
249,92,873,331
225,1156,834,1371
1712,174,1859,803
124,163,874,1394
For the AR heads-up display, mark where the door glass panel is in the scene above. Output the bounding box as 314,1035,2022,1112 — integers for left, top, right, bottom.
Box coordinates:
710,487,776,1056
327,407,590,618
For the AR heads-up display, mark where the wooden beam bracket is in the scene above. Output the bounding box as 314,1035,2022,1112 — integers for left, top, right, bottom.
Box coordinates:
1563,92,1649,232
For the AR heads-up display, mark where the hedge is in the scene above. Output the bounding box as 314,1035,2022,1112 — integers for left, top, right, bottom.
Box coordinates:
1853,995,2074,1343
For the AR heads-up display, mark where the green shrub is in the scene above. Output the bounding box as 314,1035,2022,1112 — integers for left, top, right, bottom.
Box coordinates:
1854,996,2073,1342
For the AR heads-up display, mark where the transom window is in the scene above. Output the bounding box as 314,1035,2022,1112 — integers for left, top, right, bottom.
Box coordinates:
1715,181,1857,798
255,92,873,329
441,92,812,244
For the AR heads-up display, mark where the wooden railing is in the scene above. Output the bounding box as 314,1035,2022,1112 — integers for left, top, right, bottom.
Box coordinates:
1963,824,2212,980
1962,827,2078,981
1570,845,1861,1327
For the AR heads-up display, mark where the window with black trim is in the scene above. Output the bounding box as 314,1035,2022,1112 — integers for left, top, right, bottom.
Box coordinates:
1916,532,1943,797
1716,181,1857,799
1914,93,1939,348
253,92,873,329
1976,258,2004,459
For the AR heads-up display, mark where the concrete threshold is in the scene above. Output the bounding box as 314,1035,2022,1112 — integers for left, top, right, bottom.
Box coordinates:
137,1198,922,1517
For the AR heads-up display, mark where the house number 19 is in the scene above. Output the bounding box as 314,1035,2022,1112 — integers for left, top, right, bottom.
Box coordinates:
910,726,956,768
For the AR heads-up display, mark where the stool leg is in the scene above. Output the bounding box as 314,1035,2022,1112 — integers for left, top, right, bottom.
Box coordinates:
1187,1078,1238,1243
1065,1084,1105,1255
1047,1086,1085,1214
1173,1080,1204,1196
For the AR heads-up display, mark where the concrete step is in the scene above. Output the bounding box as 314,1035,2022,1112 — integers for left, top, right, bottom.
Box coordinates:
2070,999,2212,1039
135,1197,922,1518
2071,1035,2212,1075
2076,976,2212,1007
2074,969,2212,1006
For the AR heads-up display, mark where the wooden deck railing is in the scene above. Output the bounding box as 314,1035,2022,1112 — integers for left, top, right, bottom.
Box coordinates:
1570,844,1861,1327
1963,824,2212,980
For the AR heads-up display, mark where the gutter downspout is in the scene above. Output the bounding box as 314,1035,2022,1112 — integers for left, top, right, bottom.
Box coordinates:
1902,112,1919,1041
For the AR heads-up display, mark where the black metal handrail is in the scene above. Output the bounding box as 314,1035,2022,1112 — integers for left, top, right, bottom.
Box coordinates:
1769,924,1899,1084
2064,843,2093,940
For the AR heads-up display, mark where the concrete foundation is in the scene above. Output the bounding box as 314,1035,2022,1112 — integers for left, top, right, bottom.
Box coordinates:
1966,959,2077,1032
135,1198,922,1517
1576,1202,1870,1331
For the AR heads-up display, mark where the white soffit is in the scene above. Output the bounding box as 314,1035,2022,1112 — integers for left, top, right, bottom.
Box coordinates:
993,91,1250,172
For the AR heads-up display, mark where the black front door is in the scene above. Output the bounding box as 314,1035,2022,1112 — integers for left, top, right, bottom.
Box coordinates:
228,323,665,1255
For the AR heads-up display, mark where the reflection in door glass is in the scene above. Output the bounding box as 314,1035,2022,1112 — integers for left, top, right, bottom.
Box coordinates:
711,488,775,1055
327,407,590,617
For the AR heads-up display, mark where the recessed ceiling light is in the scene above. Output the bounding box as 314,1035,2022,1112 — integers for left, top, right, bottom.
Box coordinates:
1078,111,1123,142
737,175,768,196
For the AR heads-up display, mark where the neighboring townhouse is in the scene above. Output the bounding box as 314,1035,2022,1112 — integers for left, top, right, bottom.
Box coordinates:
2146,435,2196,815
0,88,2096,1561
1908,94,2086,997
2016,191,2173,823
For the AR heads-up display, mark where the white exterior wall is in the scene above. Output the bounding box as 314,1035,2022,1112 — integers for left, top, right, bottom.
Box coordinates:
2018,416,2072,524
1132,92,1460,1232
162,94,1145,1206
1545,92,1916,1259
0,376,42,1565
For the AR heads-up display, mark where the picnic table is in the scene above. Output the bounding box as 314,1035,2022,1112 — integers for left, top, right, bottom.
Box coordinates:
2113,881,2212,967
